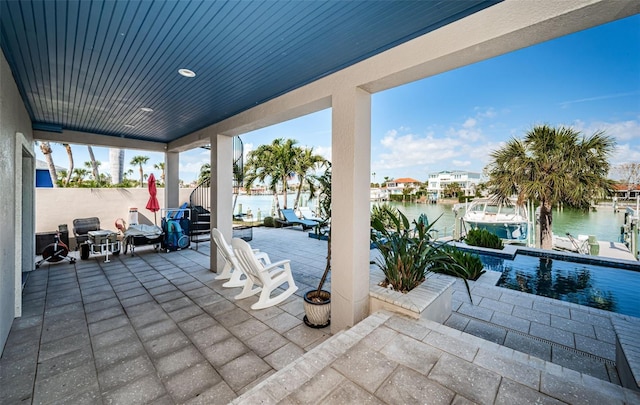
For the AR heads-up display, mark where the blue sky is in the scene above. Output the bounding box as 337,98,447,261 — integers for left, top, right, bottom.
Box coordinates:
43,15,639,184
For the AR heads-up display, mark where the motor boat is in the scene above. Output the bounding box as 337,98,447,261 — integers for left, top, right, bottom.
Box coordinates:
454,197,529,242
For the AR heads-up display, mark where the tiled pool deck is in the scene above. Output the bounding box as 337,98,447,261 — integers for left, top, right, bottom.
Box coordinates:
1,226,639,404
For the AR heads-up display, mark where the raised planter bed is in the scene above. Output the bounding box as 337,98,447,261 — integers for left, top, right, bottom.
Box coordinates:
369,269,455,323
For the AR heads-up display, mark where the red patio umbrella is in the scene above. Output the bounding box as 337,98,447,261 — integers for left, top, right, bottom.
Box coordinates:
146,173,160,225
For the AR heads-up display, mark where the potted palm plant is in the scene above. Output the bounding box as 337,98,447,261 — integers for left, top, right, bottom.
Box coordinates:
303,166,331,328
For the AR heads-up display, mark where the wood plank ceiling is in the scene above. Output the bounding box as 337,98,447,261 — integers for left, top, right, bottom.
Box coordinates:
1,0,500,143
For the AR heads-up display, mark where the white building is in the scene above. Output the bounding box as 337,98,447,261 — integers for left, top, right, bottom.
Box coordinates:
427,171,482,199
385,177,422,197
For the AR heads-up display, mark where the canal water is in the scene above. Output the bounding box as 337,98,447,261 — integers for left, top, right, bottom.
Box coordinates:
235,194,626,244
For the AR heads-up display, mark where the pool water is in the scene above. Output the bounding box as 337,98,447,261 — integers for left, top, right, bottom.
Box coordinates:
477,253,640,318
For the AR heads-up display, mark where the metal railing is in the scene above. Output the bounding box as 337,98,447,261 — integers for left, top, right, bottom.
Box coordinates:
189,137,244,248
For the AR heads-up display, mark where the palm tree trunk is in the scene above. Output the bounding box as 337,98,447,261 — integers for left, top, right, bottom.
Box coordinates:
281,175,288,209
273,187,281,214
539,201,554,250
39,142,58,188
87,146,100,184
294,177,304,209
139,165,144,188
63,144,73,186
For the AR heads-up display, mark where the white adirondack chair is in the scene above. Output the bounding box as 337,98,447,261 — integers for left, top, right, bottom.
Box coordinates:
211,228,268,289
231,238,298,310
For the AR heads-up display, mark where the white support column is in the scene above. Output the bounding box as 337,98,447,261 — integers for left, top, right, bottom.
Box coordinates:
164,152,180,209
210,134,233,273
330,87,371,333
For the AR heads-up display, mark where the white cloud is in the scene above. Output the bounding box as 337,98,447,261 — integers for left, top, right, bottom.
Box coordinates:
380,129,398,147
473,141,506,167
475,107,497,119
591,120,639,142
447,123,483,141
567,119,640,142
613,143,640,166
462,118,476,128
452,160,471,167
375,130,465,171
454,127,482,141
559,91,640,109
179,161,207,177
241,142,255,162
564,119,640,166
100,162,111,174
314,146,332,162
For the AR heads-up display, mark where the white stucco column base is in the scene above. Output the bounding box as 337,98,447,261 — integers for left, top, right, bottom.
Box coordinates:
210,135,233,274
330,87,371,334
164,152,180,209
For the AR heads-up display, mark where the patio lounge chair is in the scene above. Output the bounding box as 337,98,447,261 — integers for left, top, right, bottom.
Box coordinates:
297,206,322,222
211,228,268,289
279,208,318,230
231,238,298,310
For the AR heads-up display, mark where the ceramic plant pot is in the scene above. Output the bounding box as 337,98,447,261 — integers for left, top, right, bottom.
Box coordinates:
303,290,331,328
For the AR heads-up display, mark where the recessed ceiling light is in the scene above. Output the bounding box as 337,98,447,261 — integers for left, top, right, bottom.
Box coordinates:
124,124,135,129
140,107,154,112
178,68,196,78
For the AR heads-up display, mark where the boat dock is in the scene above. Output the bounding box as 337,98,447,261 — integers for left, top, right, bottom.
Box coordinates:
598,241,637,261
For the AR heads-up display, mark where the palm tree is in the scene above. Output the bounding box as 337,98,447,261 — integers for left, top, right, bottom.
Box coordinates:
84,160,101,184
198,163,210,185
57,169,68,187
130,155,150,187
109,148,125,185
63,143,74,186
245,145,281,212
154,162,165,183
72,168,89,186
293,147,327,209
87,146,100,185
38,141,58,188
244,138,299,212
272,138,298,209
486,125,614,249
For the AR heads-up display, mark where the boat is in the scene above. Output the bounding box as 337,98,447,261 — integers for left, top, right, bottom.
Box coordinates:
370,188,387,201
552,233,590,254
453,197,529,242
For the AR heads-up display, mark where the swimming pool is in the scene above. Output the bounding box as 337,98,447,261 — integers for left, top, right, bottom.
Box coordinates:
476,252,640,318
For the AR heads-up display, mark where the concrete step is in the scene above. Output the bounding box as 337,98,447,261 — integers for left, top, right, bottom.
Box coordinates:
234,311,640,404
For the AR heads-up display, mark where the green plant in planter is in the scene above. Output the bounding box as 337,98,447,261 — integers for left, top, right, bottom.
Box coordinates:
263,216,275,227
371,207,447,293
465,228,504,249
433,246,486,281
371,207,477,302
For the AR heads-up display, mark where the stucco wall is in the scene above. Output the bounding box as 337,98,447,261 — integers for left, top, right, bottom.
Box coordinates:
35,188,194,247
0,50,34,351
